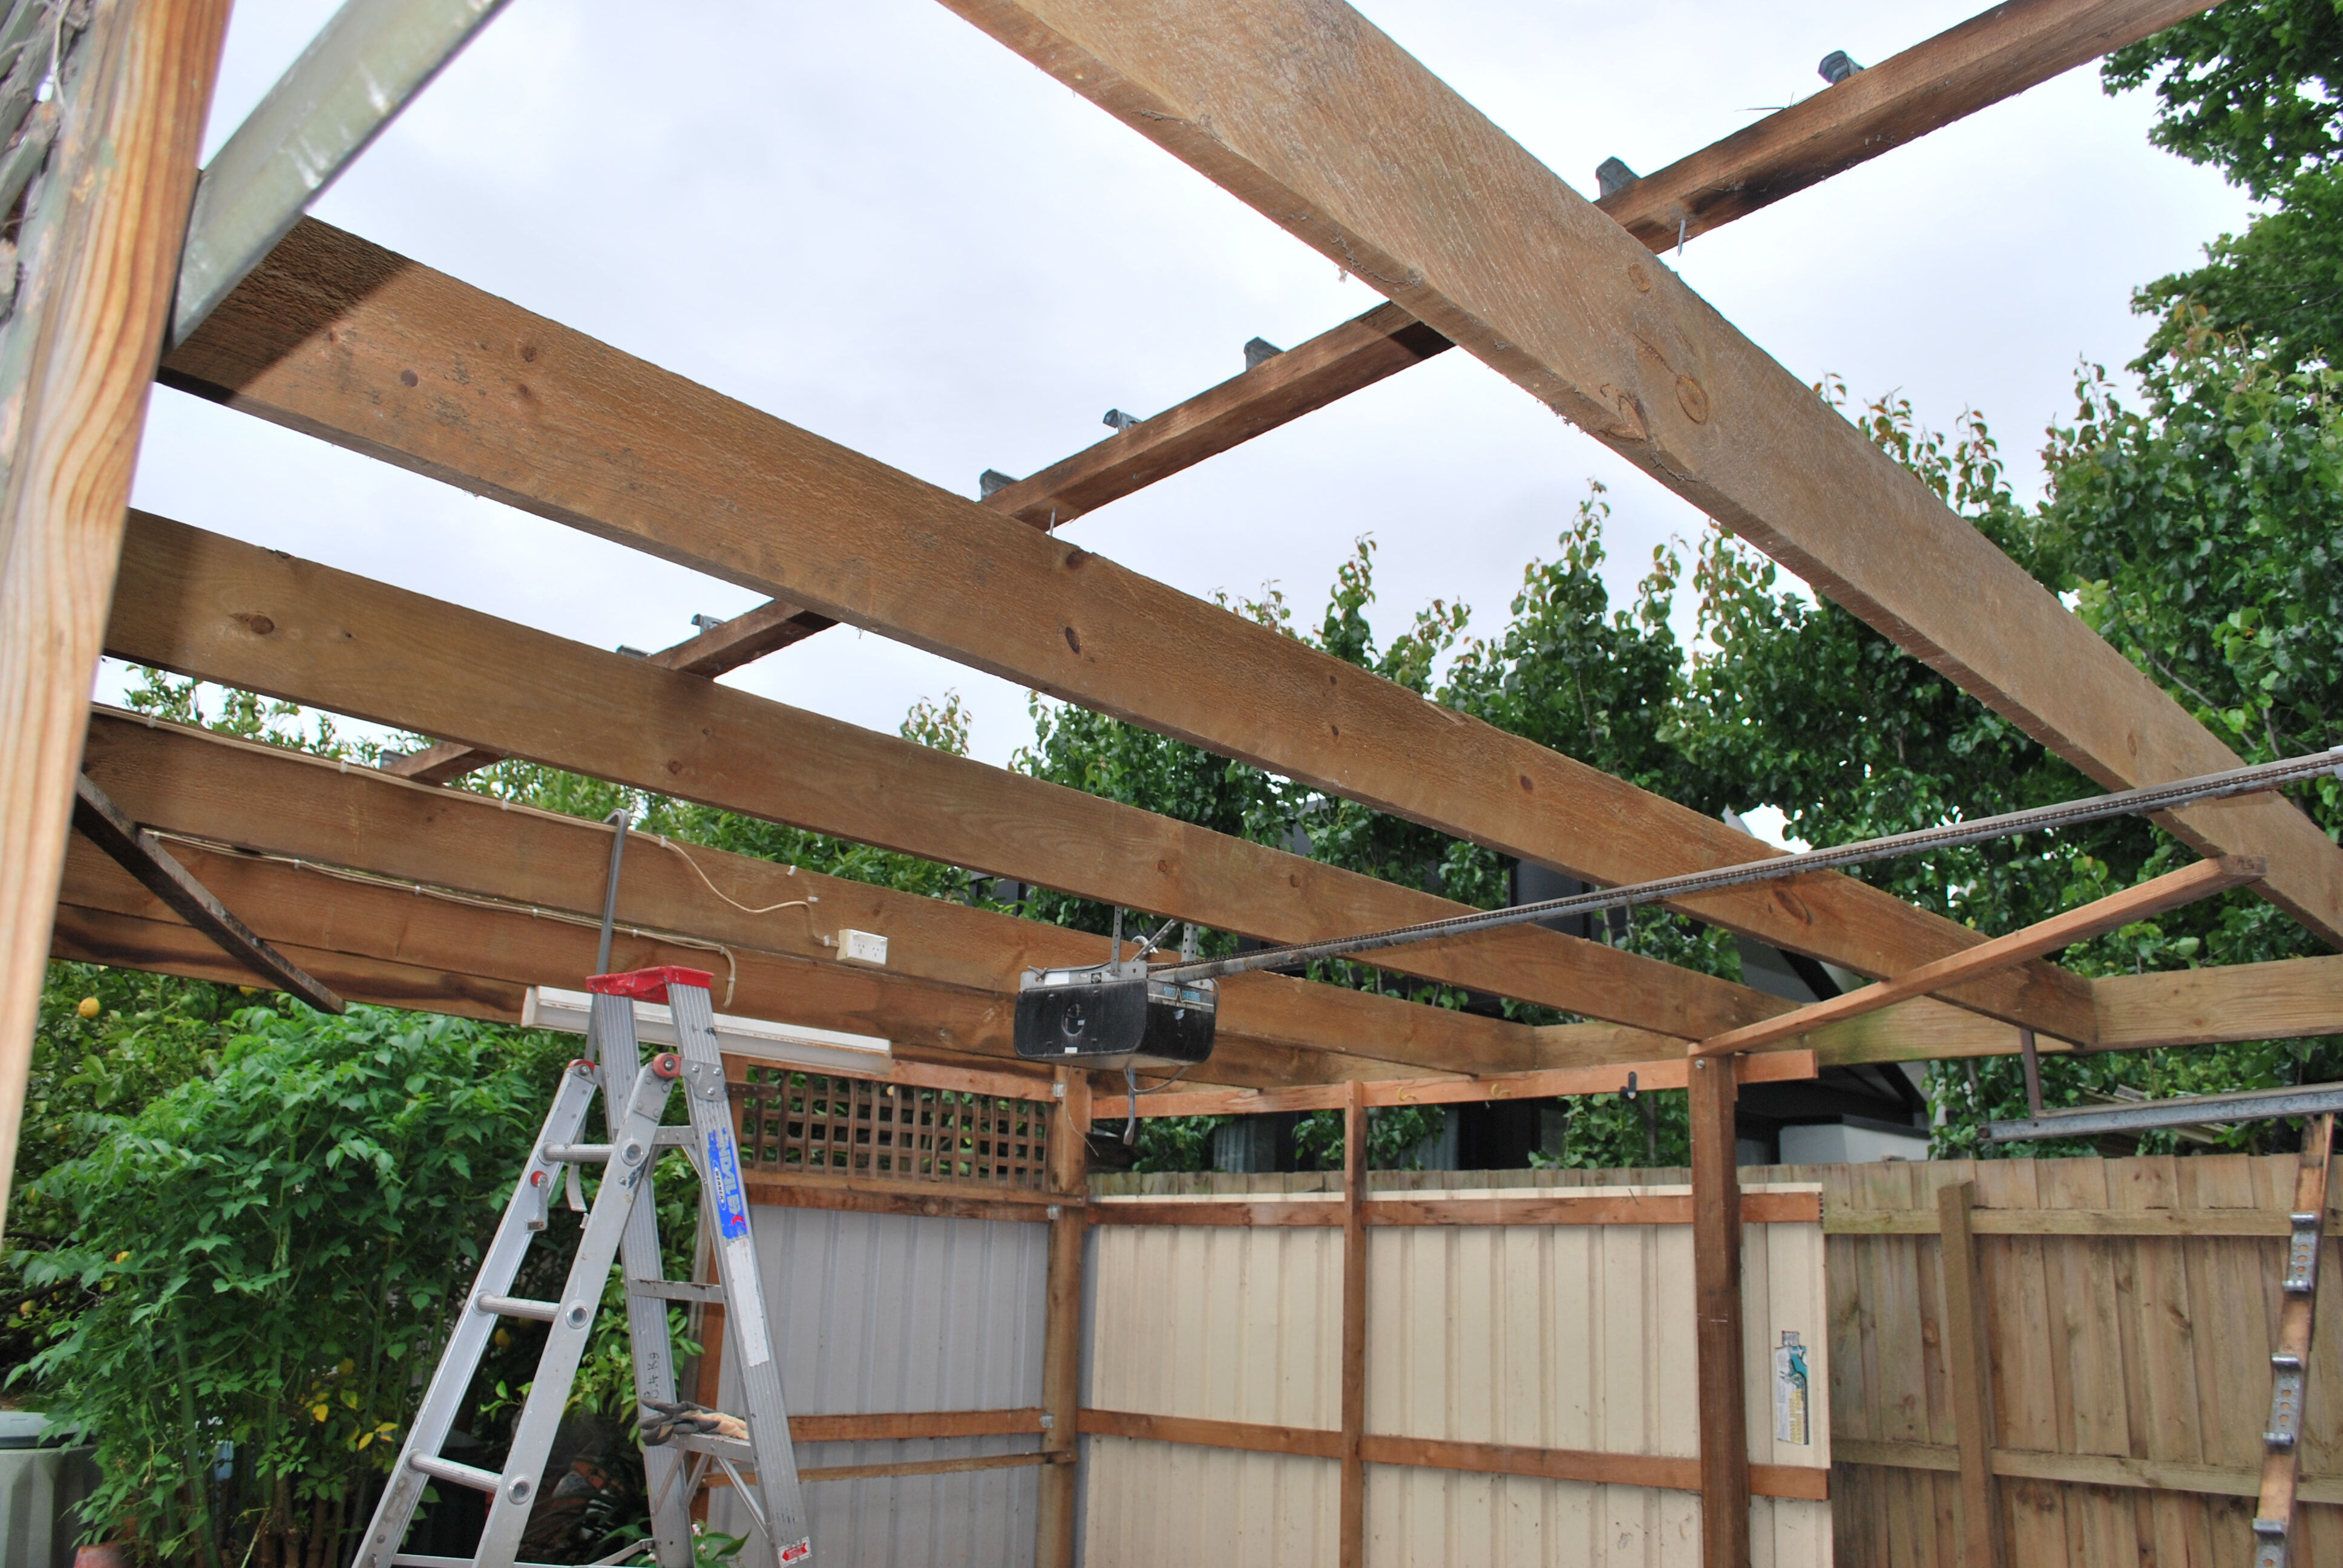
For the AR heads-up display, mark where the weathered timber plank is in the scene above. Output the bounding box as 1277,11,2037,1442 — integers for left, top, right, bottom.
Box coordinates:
930,0,2343,952
54,829,1425,1093
1837,1436,2343,1508
50,900,523,1021
80,706,1617,1079
637,1,2219,684
787,1408,1045,1442
1697,859,2263,1057
102,514,1776,1042
152,223,2096,1038
0,0,233,1232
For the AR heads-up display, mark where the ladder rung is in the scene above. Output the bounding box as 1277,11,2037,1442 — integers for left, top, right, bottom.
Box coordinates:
629,1278,726,1304
541,1142,612,1163
408,1452,502,1493
665,1429,756,1462
477,1293,563,1323
655,1125,695,1147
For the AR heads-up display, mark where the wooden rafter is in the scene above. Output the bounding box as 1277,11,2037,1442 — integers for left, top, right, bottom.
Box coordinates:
150,233,2098,1040
54,832,1424,1093
1696,857,2266,1058
70,773,342,1013
473,0,2217,718
932,0,2343,955
102,515,1798,1041
80,705,1697,1082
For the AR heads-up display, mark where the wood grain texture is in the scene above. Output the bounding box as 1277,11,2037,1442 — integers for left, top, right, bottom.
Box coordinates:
2097,955,2343,1050
54,823,1430,1096
2256,1115,2333,1552
736,1171,1062,1224
787,1408,1046,1442
1074,1411,1827,1498
1599,0,2220,249
606,1,2210,694
68,771,342,1011
930,0,2343,958
152,223,2097,1042
1089,1048,1819,1119
1339,1081,1367,1568
1696,858,2264,1057
1829,1206,2342,1238
795,1451,1052,1485
1076,1407,1344,1460
105,514,1790,1045
1038,1067,1089,1568
1938,1183,2004,1568
50,900,523,1020
1689,1056,1749,1567
0,0,231,1234
79,707,1551,1081
1358,1434,1830,1503
1836,1437,2343,1508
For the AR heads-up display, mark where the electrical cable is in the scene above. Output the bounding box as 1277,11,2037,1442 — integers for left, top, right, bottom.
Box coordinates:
1150,746,2343,985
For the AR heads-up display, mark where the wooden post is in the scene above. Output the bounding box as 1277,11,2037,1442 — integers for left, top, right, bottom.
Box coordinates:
2253,1112,2335,1563
1689,1055,1749,1568
1036,1067,1090,1568
1938,1180,2004,1568
1339,1079,1368,1568
0,0,232,1235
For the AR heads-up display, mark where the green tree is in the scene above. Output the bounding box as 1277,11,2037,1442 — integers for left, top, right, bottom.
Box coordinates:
21,1006,572,1565
2109,2,2343,368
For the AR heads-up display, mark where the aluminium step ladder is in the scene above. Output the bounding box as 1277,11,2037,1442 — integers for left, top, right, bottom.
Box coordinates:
358,966,811,1568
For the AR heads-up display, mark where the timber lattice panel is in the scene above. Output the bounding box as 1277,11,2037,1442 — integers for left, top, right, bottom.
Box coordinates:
730,1068,1047,1186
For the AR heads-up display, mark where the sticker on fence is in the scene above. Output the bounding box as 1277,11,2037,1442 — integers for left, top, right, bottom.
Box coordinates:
1774,1330,1809,1445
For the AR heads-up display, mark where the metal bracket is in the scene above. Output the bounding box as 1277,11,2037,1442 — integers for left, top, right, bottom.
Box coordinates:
2252,1515,2288,1568
682,1057,729,1103
2284,1212,2321,1293
2265,1354,2305,1449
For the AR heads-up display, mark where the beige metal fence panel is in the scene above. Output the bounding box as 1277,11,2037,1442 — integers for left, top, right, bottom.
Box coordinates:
1083,1207,1345,1566
1077,1182,1829,1568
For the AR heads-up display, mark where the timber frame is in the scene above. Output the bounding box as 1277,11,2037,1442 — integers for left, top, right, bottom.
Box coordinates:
4,2,2341,1566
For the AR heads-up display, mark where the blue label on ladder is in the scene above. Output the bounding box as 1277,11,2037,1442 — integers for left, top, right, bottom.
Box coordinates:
707,1128,750,1240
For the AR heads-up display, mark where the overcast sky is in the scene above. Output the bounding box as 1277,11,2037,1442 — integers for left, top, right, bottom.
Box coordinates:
118,0,2253,803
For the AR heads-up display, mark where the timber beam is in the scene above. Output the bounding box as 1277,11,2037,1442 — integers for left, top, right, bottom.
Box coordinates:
53,831,1431,1093
80,706,1676,1081
151,227,2097,1038
71,771,343,1013
1697,858,2266,1057
931,0,2343,953
543,0,2222,696
101,515,1798,1042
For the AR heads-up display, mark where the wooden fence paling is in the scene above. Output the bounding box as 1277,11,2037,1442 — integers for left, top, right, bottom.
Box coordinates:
1938,1181,2004,1567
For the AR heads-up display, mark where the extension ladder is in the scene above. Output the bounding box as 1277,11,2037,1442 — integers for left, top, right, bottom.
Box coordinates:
358,967,811,1567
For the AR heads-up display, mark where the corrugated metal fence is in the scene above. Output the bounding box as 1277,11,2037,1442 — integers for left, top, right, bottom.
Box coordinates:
703,1205,1050,1567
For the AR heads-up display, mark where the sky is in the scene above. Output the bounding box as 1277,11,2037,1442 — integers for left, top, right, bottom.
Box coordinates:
117,0,2255,814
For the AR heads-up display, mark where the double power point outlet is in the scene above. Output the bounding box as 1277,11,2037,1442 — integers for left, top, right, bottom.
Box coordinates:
837,929,889,966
